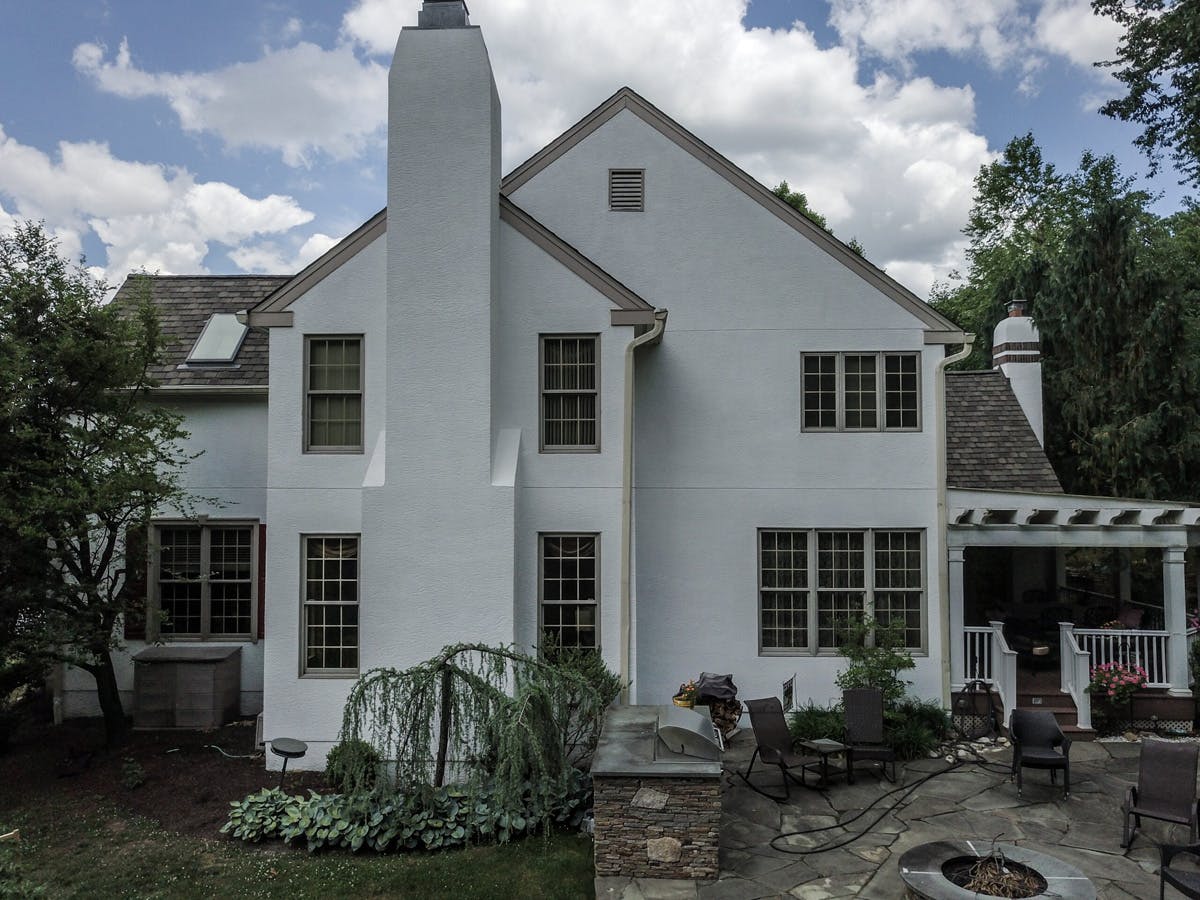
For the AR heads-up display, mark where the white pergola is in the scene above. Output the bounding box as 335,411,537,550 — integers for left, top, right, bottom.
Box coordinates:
948,488,1200,722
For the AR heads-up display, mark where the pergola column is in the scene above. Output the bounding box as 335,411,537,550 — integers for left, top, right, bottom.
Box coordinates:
949,546,966,690
1164,547,1190,696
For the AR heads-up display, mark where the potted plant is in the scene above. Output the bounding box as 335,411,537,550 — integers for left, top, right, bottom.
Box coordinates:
1087,661,1147,734
673,680,697,708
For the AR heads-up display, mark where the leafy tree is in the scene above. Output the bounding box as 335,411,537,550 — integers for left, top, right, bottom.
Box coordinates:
0,222,195,744
1094,0,1200,187
772,180,867,257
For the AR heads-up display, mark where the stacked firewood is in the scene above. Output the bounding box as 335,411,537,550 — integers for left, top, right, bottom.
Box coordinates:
701,699,743,738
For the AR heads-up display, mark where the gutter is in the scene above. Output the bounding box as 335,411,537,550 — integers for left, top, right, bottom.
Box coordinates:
936,333,975,708
619,309,668,704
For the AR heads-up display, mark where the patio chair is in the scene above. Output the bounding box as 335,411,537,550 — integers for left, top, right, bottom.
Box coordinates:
842,688,896,783
1160,844,1200,899
1010,709,1071,798
1122,739,1200,850
739,697,816,802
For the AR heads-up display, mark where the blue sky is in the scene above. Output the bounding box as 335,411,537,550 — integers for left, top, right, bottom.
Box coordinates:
0,0,1189,296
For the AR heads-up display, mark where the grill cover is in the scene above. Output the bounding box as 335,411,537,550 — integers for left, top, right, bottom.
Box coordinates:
695,672,737,703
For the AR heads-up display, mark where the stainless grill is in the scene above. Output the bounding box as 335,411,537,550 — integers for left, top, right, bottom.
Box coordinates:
656,705,725,761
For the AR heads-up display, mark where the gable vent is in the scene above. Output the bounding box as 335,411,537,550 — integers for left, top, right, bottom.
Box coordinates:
608,169,645,212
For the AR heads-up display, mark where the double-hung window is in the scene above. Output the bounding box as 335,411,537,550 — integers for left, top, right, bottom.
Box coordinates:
801,352,920,431
759,528,924,654
154,522,256,639
302,535,359,675
305,336,363,452
540,336,599,451
540,534,599,652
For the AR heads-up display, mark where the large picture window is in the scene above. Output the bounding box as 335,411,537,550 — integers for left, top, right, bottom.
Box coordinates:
540,336,599,451
540,534,598,652
759,528,924,654
305,336,363,452
802,352,920,431
154,522,256,638
302,536,360,674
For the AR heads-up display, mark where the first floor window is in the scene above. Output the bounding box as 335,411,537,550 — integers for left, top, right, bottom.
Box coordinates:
303,536,359,674
155,522,255,638
540,534,598,652
760,528,924,654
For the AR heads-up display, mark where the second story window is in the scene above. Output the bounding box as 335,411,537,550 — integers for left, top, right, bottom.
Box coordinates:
541,335,599,451
305,336,363,452
802,352,920,432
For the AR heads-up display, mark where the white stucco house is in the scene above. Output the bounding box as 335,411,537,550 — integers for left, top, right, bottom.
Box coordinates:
59,0,1199,763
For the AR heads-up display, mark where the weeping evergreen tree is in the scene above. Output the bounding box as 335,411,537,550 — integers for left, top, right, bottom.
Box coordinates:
338,643,610,813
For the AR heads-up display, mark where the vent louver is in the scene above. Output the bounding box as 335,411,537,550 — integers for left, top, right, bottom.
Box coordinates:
608,169,645,212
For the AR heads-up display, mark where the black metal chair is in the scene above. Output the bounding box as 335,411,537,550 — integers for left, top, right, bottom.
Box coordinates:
843,688,896,783
1161,844,1200,898
1010,709,1071,798
739,697,816,802
1123,739,1200,850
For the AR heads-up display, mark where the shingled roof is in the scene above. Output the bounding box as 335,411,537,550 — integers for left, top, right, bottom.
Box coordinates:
112,275,290,389
946,370,1062,493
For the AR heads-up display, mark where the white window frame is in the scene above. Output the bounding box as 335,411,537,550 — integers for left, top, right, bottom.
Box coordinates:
304,335,365,454
539,335,601,453
149,519,259,641
538,533,601,653
758,528,926,656
800,352,922,432
300,533,361,677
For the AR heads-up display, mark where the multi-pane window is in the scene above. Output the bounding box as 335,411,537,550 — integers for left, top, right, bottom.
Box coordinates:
303,536,359,674
759,529,924,654
540,534,598,651
801,352,920,431
156,523,254,638
305,336,363,451
541,336,599,451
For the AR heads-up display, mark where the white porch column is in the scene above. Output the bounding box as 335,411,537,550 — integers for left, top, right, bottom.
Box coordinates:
1164,547,1190,696
949,547,966,690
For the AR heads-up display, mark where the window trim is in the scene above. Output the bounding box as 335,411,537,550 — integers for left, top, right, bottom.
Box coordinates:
303,334,365,454
148,519,259,642
608,168,646,212
539,334,601,453
757,527,926,657
299,533,361,678
538,532,601,654
800,351,922,433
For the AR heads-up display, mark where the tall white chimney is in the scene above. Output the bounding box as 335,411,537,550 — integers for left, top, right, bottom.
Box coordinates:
992,299,1044,446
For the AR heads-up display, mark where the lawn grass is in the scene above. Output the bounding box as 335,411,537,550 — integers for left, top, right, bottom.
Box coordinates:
2,793,593,899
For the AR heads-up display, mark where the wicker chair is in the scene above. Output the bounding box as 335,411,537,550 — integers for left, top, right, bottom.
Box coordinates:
739,697,816,801
843,688,896,783
1010,709,1071,798
1160,844,1200,898
1123,739,1200,850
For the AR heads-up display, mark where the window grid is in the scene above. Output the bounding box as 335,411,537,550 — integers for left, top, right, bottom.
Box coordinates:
759,529,924,654
540,534,599,652
303,536,360,674
541,336,599,451
156,523,254,639
800,352,920,432
305,337,363,452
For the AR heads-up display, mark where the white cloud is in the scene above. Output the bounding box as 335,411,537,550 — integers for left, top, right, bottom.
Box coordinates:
73,37,388,167
1033,0,1123,69
0,125,314,282
229,232,339,273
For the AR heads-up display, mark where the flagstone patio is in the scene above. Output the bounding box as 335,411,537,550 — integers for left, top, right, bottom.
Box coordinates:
596,730,1192,899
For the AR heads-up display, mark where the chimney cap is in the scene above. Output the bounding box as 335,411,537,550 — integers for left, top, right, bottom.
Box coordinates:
1007,298,1028,318
418,0,470,28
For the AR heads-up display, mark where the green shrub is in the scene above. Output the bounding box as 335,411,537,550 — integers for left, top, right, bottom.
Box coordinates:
120,757,146,790
542,639,624,769
886,717,938,761
834,618,916,706
0,844,44,898
887,698,951,744
325,738,381,795
788,703,844,743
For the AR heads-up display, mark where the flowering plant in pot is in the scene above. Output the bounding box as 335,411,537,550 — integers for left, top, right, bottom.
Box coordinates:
673,680,698,708
1087,662,1147,734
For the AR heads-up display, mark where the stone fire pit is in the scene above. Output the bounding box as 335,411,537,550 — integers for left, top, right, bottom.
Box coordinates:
900,840,1096,899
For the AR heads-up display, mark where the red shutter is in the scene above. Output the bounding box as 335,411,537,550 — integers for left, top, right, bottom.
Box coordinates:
257,523,267,640
122,524,148,640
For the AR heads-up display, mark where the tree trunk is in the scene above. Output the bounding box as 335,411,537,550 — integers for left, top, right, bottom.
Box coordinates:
434,665,452,787
89,650,128,746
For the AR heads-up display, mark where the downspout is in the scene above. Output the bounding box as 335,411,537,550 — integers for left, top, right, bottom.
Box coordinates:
937,333,975,708
620,309,668,704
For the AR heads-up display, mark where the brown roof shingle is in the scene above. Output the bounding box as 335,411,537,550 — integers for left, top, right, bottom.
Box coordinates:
112,275,290,388
945,370,1062,493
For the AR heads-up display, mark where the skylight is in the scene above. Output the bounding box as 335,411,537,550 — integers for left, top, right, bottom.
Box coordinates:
188,313,248,363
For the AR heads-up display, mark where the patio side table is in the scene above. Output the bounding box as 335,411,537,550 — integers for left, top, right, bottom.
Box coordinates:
799,738,854,787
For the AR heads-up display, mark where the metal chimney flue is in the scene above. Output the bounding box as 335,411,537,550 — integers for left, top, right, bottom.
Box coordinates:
418,0,470,28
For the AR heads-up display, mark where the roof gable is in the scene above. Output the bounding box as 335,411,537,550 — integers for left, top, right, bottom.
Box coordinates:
501,87,964,343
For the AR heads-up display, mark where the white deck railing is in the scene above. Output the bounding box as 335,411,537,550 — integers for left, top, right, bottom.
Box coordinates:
963,626,993,682
1058,623,1093,730
961,623,1017,726
1073,627,1171,688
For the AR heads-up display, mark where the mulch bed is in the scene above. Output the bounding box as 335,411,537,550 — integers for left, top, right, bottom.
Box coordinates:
0,713,328,838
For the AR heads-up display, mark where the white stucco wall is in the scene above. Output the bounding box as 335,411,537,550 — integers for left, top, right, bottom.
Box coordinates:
62,396,268,718
510,107,946,709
